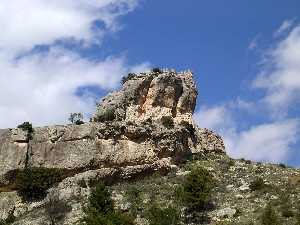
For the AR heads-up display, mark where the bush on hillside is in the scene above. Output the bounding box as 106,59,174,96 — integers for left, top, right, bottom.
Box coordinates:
279,194,294,218
17,122,34,133
278,163,286,168
179,166,214,210
161,116,174,129
68,113,84,125
125,186,143,217
88,183,114,214
17,122,34,140
0,213,15,225
45,191,72,225
121,73,136,84
261,203,280,225
95,108,116,122
179,121,195,135
81,183,134,225
152,68,162,73
16,167,64,201
145,203,181,225
249,177,265,191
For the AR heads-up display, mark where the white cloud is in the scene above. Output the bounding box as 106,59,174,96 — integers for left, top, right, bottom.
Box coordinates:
234,98,256,113
194,105,299,163
0,48,149,128
274,19,295,37
0,0,148,128
226,120,299,163
194,105,233,132
254,24,300,117
195,22,300,164
0,0,138,56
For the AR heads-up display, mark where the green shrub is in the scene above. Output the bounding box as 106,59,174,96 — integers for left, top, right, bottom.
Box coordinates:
261,204,280,225
88,183,114,214
145,203,181,225
152,68,162,73
121,73,136,84
68,113,84,125
96,108,116,122
179,166,214,210
179,121,195,134
161,116,174,129
240,158,251,164
219,158,235,172
17,122,34,140
278,163,286,168
45,191,72,225
17,121,34,133
279,194,294,217
81,183,134,225
75,120,85,125
125,186,142,217
249,177,265,191
0,213,15,225
16,167,64,201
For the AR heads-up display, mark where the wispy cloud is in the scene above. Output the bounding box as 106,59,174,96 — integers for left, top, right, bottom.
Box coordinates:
0,0,149,128
248,35,260,51
274,19,295,38
0,0,138,56
194,104,299,163
254,24,300,117
195,20,300,163
228,119,299,162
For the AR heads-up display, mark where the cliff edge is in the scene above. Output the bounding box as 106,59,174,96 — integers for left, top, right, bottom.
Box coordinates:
0,70,226,225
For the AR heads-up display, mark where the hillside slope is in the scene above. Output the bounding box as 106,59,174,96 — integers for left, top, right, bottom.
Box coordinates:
0,69,299,225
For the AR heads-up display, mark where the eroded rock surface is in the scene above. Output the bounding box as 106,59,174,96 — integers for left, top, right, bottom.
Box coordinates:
92,70,197,124
0,70,226,225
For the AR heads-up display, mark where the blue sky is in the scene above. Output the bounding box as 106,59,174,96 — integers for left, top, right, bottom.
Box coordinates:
0,0,300,166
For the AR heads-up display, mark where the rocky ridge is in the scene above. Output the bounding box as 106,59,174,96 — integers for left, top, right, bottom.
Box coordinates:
0,69,298,225
0,69,225,225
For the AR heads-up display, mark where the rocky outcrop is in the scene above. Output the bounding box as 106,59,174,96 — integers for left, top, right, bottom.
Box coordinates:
0,69,225,225
92,70,197,124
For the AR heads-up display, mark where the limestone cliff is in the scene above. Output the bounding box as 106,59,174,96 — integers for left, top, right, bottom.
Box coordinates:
0,70,225,225
0,70,299,225
92,70,197,124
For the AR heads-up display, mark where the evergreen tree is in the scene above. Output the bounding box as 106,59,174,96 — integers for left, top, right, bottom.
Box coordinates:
81,183,134,225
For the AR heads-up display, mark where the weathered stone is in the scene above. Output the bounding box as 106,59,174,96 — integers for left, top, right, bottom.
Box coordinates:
239,183,250,192
0,192,20,220
0,129,28,184
92,71,197,124
0,69,226,225
216,207,237,218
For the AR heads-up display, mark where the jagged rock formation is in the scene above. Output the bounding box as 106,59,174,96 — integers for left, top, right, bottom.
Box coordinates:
92,70,197,124
0,70,225,225
0,70,299,225
0,70,224,183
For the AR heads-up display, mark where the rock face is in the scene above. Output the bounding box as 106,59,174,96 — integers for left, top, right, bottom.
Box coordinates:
92,70,197,124
0,69,225,225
